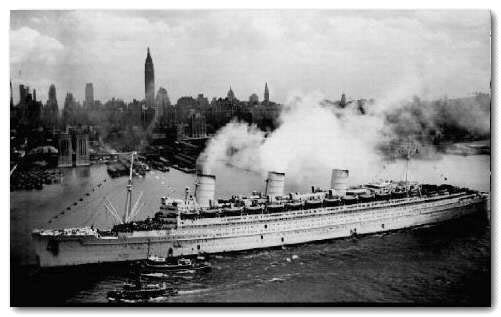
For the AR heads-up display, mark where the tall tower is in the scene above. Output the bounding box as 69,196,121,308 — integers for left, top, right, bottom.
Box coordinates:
227,86,236,102
144,47,155,108
155,87,170,121
85,83,94,108
264,82,269,103
340,93,347,108
44,84,59,129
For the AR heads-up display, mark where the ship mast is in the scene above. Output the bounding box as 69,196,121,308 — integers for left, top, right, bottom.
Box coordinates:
402,141,418,193
124,151,136,223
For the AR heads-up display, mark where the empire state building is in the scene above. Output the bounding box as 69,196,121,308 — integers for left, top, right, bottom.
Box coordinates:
144,47,155,107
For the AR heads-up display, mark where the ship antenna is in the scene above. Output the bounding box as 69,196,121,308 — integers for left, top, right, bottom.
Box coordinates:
403,141,418,194
124,151,136,223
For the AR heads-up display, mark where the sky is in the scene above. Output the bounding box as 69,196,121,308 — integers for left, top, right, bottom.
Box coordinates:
10,10,491,106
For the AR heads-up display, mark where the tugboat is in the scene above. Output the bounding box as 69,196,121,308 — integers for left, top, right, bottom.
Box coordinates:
107,277,177,303
141,255,211,273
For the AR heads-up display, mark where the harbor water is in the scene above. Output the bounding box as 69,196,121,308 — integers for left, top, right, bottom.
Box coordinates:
10,154,491,305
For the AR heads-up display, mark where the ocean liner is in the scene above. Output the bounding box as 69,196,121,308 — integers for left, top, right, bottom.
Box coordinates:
32,153,489,268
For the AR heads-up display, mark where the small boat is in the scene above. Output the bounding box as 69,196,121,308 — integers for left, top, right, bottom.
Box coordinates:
107,279,177,303
266,204,284,213
142,256,211,273
222,206,243,217
305,200,323,208
375,192,391,201
358,193,374,202
342,195,358,205
244,205,264,214
323,197,341,206
201,209,220,218
285,201,303,210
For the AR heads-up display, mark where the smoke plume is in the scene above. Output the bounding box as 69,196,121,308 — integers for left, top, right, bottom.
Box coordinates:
200,93,386,185
199,90,490,186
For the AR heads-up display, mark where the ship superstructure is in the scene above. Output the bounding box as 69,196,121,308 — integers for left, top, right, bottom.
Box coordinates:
32,159,489,268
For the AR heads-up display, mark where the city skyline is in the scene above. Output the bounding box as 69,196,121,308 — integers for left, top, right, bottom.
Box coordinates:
10,10,490,105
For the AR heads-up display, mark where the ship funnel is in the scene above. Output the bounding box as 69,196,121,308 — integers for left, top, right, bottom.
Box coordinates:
195,173,216,208
331,169,349,196
196,154,211,175
265,171,285,200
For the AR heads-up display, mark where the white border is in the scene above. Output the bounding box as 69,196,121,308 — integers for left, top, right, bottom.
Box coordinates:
2,1,498,316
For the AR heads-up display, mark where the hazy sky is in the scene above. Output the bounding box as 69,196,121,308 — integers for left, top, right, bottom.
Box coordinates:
10,10,491,106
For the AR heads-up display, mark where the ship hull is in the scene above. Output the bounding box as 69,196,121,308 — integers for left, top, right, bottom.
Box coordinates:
33,195,488,268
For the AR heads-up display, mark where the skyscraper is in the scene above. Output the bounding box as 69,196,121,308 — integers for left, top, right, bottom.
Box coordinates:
227,86,236,102
19,84,29,105
264,82,269,103
44,84,59,129
85,83,94,108
145,47,155,108
48,84,57,105
340,93,347,108
155,87,170,121
249,93,259,104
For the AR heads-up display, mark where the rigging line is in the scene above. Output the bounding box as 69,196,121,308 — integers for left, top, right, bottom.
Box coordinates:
104,202,122,224
104,202,123,225
104,197,119,216
129,202,146,221
103,198,122,223
129,191,144,219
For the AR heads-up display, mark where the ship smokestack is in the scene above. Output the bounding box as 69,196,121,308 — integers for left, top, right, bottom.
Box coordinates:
331,169,349,196
265,171,285,201
195,173,216,208
196,154,210,175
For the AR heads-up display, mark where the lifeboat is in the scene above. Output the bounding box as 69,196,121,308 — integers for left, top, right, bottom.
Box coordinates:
181,212,197,220
391,191,407,199
285,201,303,210
266,204,284,213
244,205,264,215
358,193,374,202
222,206,243,217
305,200,323,209
154,211,177,223
323,197,341,206
409,190,420,197
342,195,358,205
201,209,220,218
375,192,391,201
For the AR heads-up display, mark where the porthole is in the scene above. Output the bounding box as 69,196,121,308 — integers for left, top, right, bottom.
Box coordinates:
261,235,263,240
281,237,284,242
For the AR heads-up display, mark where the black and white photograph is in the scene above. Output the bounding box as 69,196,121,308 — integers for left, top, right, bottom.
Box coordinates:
9,8,492,306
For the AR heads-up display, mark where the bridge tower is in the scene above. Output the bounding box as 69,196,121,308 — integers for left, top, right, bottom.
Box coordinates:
75,132,90,166
57,132,73,167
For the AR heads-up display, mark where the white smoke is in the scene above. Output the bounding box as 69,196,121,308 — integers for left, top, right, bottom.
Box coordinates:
200,92,389,186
